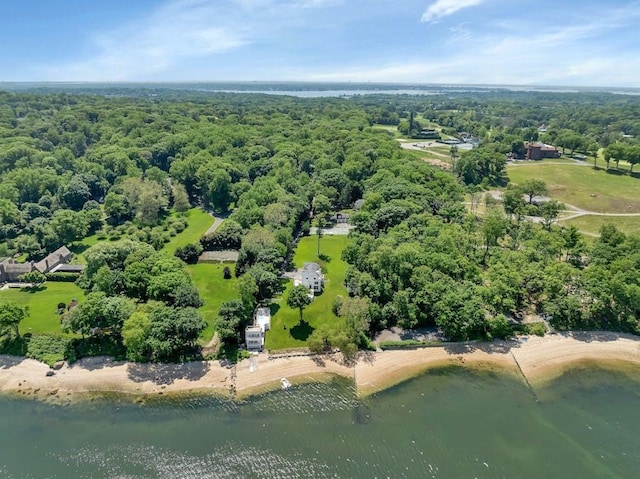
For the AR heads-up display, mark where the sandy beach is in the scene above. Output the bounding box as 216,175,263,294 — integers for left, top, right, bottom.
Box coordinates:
1,332,639,403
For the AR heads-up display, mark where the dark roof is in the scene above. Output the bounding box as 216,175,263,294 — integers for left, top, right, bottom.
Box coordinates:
34,245,72,273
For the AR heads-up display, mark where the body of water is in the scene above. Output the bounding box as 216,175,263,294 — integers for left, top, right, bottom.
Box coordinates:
0,366,639,478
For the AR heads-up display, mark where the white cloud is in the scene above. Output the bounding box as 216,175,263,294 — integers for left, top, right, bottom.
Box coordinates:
421,0,484,23
301,9,640,88
44,0,250,81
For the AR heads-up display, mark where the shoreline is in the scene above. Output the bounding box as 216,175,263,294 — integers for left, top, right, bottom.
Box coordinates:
1,332,639,404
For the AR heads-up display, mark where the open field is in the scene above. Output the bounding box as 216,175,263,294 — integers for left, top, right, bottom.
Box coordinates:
0,283,85,336
161,208,214,254
560,215,640,237
507,163,640,213
265,235,350,350
186,263,238,342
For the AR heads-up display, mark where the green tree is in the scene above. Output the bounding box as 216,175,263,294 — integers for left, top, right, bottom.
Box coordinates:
216,300,248,345
146,306,205,360
122,311,152,361
287,284,312,322
539,200,564,231
18,270,46,285
481,210,507,263
172,184,191,213
519,179,548,204
50,209,89,244
0,301,29,339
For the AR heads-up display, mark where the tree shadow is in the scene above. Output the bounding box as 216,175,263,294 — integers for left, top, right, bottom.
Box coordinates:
565,331,625,343
69,243,90,255
23,285,46,294
127,361,211,385
605,168,626,176
318,253,332,262
269,303,281,316
70,356,122,371
443,339,521,356
290,320,314,341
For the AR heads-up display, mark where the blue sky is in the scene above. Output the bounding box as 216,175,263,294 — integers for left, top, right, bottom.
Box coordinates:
1,0,639,86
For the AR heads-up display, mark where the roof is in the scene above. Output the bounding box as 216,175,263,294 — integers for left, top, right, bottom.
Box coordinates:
303,262,321,273
2,262,32,273
52,264,86,273
34,245,72,273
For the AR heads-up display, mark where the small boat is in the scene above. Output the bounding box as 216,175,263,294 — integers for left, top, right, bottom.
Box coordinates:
280,378,291,390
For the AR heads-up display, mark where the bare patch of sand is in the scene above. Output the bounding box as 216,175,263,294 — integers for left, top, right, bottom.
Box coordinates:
511,332,640,387
1,332,639,403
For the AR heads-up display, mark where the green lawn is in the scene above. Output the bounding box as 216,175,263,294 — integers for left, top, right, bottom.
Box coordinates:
265,235,350,350
507,164,640,213
560,215,640,237
162,208,215,254
186,263,238,342
0,283,85,336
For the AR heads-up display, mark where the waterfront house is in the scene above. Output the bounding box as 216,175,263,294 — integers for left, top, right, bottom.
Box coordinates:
245,307,271,351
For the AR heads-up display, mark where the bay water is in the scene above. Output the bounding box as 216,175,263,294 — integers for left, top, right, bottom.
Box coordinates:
0,365,638,478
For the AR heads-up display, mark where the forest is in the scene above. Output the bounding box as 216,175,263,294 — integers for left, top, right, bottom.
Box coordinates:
0,86,639,364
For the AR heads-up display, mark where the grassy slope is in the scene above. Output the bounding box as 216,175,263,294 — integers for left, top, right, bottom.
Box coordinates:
507,163,640,213
562,216,640,237
265,235,349,350
162,208,214,254
186,263,238,342
0,283,85,336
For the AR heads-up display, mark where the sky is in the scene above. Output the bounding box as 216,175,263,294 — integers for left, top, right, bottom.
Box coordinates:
1,0,639,87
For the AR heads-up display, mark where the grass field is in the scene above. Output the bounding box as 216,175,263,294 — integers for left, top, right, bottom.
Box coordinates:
162,208,214,254
186,262,238,342
560,215,640,237
507,163,640,213
265,235,350,350
0,283,85,336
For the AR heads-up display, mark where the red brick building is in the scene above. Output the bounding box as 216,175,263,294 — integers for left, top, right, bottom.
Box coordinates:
525,142,560,160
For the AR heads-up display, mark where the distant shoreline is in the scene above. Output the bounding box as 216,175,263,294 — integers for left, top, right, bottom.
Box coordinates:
0,332,638,405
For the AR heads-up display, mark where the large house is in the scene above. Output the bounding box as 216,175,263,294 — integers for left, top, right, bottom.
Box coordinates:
301,262,324,293
525,142,560,160
0,245,83,284
34,246,72,273
245,307,271,351
0,259,33,283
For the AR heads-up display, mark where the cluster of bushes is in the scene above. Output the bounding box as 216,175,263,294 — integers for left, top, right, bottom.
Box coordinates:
379,339,444,350
18,333,127,367
95,217,188,249
174,243,203,264
45,272,80,282
24,334,75,366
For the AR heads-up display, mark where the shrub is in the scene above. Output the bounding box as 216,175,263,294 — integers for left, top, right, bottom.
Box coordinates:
332,295,344,316
26,334,74,367
223,266,232,279
379,339,443,350
526,322,546,337
71,336,126,361
19,271,46,285
174,243,203,264
45,272,80,282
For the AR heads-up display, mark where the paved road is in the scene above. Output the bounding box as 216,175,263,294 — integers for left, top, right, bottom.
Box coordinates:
204,214,224,235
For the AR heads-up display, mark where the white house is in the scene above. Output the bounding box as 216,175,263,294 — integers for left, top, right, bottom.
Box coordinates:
301,262,324,293
245,307,271,351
